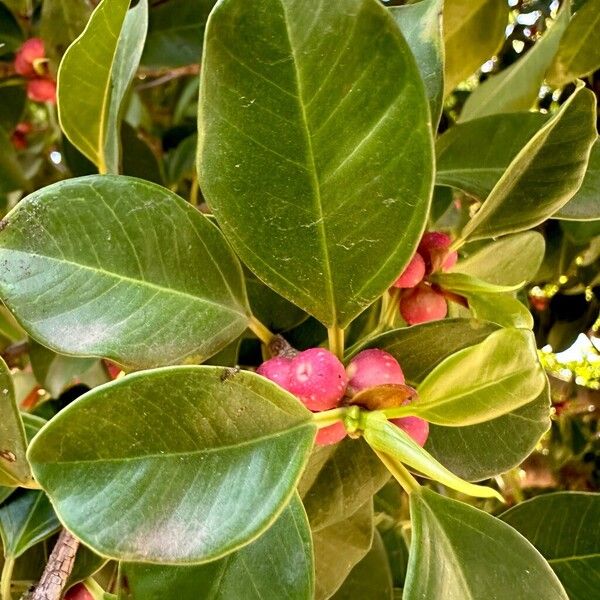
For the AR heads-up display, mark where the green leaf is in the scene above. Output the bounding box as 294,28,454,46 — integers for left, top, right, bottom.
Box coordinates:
299,438,389,532
454,232,546,286
121,123,165,186
0,356,32,488
0,175,250,369
460,4,570,121
443,0,508,95
58,0,148,174
436,112,547,199
390,0,444,126
555,138,600,221
141,0,216,68
27,366,315,563
432,272,523,294
67,544,107,590
413,328,546,426
460,85,597,242
363,412,503,501
39,0,93,62
0,2,23,57
501,492,600,600
0,490,60,558
463,291,534,329
547,0,600,86
405,488,568,600
198,0,434,328
123,494,314,600
332,529,393,600
0,127,28,194
313,501,373,600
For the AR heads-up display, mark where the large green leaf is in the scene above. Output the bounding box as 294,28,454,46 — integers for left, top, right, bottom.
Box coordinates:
313,501,373,600
27,367,315,564
454,232,546,286
198,0,433,328
547,0,600,86
299,438,389,532
555,138,600,221
443,0,508,95
404,489,568,600
412,328,546,426
58,0,148,174
460,86,597,242
390,0,444,126
141,0,216,68
366,320,550,481
123,494,314,600
0,356,32,488
460,4,570,121
0,175,250,369
501,492,600,600
0,490,60,559
332,530,393,600
436,112,547,198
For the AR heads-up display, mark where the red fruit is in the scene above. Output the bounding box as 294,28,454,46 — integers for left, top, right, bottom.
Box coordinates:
346,349,404,395
400,285,447,325
315,421,347,446
393,253,426,288
27,78,56,103
65,584,94,600
391,416,429,447
14,38,46,77
418,231,458,272
10,122,31,150
256,356,293,391
288,348,348,411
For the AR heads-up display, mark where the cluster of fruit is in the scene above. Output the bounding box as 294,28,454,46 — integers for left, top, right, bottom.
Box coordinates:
14,38,57,103
257,348,428,447
393,231,458,324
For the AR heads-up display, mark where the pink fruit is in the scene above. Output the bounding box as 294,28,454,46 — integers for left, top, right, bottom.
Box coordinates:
346,349,404,395
315,421,347,446
418,231,458,272
400,285,447,325
288,348,348,411
391,416,429,447
393,253,426,288
65,584,94,600
257,356,293,391
14,38,45,78
27,78,56,103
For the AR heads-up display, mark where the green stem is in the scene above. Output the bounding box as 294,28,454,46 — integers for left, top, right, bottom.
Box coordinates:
379,288,401,329
311,407,349,429
1,556,14,600
248,316,275,346
449,237,465,253
373,448,420,494
189,176,199,207
328,325,344,360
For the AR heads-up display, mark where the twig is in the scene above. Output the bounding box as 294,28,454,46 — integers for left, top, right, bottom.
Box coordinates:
23,530,79,600
136,64,200,90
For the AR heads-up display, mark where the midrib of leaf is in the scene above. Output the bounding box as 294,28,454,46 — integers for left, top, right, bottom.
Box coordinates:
9,493,44,557
2,249,246,318
549,553,600,564
279,0,336,326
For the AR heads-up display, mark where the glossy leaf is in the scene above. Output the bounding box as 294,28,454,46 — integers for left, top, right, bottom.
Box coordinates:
454,232,545,286
547,0,600,86
390,0,444,126
58,0,148,174
405,488,568,600
501,492,600,600
0,176,250,369
0,356,32,488
460,4,569,121
460,86,597,241
555,139,600,220
27,366,315,563
413,328,546,426
332,529,393,600
436,112,547,198
39,0,93,61
123,494,314,600
463,291,534,329
432,272,522,294
0,490,60,558
363,412,503,501
443,0,508,95
299,438,389,532
198,0,434,327
313,501,373,600
142,0,216,68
